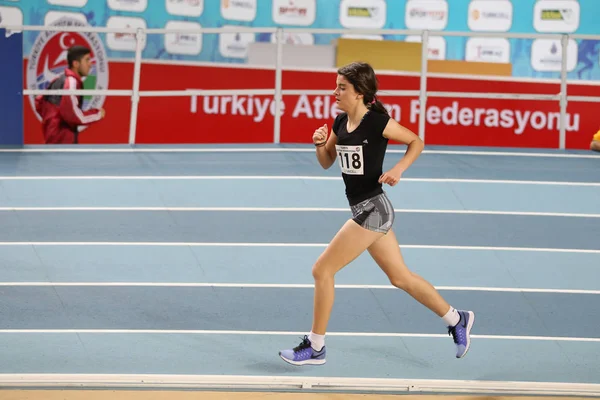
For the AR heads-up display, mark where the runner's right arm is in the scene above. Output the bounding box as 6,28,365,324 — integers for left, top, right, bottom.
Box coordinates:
313,124,337,169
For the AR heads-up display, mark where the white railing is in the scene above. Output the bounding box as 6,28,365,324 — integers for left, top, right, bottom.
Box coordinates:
6,25,600,149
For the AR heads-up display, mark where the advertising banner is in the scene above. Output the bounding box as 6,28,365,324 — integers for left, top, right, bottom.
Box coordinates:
23,60,599,149
1,0,599,80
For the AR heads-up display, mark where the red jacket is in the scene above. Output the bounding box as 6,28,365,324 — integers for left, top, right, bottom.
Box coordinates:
35,68,103,144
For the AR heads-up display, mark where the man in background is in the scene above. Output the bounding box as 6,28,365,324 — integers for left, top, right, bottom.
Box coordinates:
35,45,105,144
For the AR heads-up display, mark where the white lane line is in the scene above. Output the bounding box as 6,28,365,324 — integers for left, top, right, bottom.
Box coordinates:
0,146,598,158
0,329,597,342
0,282,598,294
0,242,597,253
0,206,597,217
0,176,598,186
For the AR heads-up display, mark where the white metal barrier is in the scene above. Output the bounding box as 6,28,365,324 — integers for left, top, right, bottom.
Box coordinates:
6,24,600,149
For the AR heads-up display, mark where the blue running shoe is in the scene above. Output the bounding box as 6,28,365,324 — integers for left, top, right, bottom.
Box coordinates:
279,335,326,366
448,310,475,358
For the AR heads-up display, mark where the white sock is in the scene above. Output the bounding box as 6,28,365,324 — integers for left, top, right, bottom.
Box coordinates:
308,331,325,351
442,307,460,327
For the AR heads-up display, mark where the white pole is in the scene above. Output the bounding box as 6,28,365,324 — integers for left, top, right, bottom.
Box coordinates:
273,28,284,144
418,30,429,143
559,34,568,150
128,27,145,145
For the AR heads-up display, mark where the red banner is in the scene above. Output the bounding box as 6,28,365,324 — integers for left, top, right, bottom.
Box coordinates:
23,60,600,149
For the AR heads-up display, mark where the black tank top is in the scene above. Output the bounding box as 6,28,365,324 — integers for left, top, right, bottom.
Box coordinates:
332,110,391,206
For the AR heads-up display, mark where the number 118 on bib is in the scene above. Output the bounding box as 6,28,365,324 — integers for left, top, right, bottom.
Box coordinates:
335,145,364,175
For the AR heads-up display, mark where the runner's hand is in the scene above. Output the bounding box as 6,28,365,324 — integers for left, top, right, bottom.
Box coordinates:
379,167,403,186
313,124,328,144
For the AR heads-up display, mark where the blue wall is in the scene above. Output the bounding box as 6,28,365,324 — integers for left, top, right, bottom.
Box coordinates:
1,0,598,80
0,28,24,146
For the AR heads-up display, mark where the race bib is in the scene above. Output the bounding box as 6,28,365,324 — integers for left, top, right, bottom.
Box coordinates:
335,145,364,175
